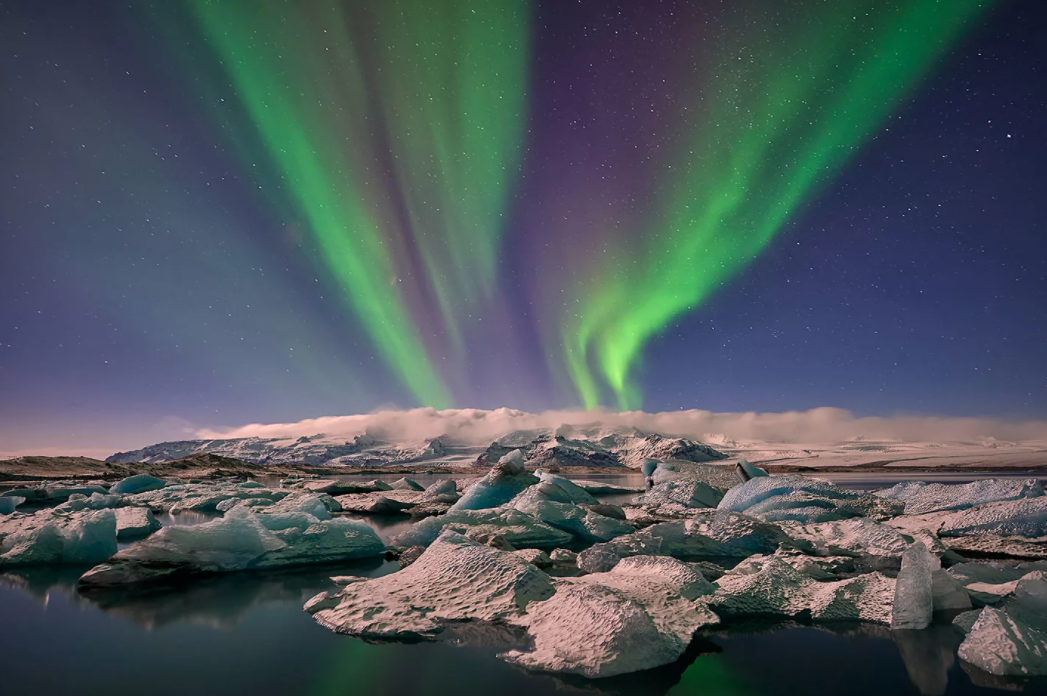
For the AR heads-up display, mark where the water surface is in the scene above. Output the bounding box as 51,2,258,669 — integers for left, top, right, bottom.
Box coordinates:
4,470,1047,695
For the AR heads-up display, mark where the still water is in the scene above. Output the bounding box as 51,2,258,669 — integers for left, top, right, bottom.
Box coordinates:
3,472,1047,695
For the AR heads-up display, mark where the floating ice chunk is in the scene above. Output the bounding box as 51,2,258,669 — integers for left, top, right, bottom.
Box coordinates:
513,548,553,569
953,608,982,634
145,482,289,514
719,474,903,523
260,493,334,520
712,556,896,624
421,479,460,504
784,517,955,572
0,497,25,515
534,471,597,505
730,549,855,580
958,605,1047,676
78,507,382,586
79,507,284,585
59,492,124,511
115,507,161,540
932,567,972,612
571,480,644,495
110,474,166,495
948,560,1047,588
0,509,117,566
892,542,936,629
307,530,555,640
501,556,718,677
255,517,384,569
875,478,1043,516
302,479,391,495
735,458,769,483
451,453,538,511
510,497,634,543
936,497,1047,538
651,461,737,490
336,492,417,514
391,477,425,491
45,485,110,502
640,479,723,508
577,511,796,573
391,508,572,550
943,534,1047,560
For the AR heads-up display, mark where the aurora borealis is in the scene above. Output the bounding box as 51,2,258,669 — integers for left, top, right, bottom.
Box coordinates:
2,0,1045,454
560,0,992,409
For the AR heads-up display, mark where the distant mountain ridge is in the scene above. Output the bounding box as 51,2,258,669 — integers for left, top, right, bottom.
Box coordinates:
107,426,729,469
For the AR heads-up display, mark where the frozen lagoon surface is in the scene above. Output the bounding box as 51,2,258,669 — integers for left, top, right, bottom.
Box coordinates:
3,471,1047,696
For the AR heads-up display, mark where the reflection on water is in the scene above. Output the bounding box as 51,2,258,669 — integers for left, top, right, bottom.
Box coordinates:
2,564,1047,696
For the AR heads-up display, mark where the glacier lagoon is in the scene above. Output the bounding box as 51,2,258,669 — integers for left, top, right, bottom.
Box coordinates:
4,470,1047,694
1,557,1042,696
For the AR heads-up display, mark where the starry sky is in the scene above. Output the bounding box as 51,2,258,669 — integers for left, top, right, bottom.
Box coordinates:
1,0,1044,455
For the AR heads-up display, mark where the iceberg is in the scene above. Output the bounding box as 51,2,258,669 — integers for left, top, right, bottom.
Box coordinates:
639,479,723,508
719,474,904,523
421,479,460,504
110,474,166,495
577,511,797,573
501,556,719,677
307,530,555,640
937,497,1047,538
78,506,382,586
892,542,936,629
958,601,1047,676
451,451,538,511
391,477,425,491
534,470,597,504
0,509,117,566
735,458,769,482
510,497,634,543
875,478,1043,515
391,508,573,550
711,556,896,624
115,507,161,540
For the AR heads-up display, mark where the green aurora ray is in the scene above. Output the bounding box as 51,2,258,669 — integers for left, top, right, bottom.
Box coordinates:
186,0,529,407
561,0,992,410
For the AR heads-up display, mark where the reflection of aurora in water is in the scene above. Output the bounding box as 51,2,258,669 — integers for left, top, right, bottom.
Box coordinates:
1,565,1039,696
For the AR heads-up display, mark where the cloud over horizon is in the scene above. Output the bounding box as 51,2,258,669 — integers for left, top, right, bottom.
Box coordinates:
196,407,1047,446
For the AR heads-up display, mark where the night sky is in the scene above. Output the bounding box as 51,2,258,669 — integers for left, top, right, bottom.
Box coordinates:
1,0,1044,455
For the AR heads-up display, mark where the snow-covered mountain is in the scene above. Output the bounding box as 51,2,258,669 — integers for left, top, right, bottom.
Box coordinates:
107,426,728,469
